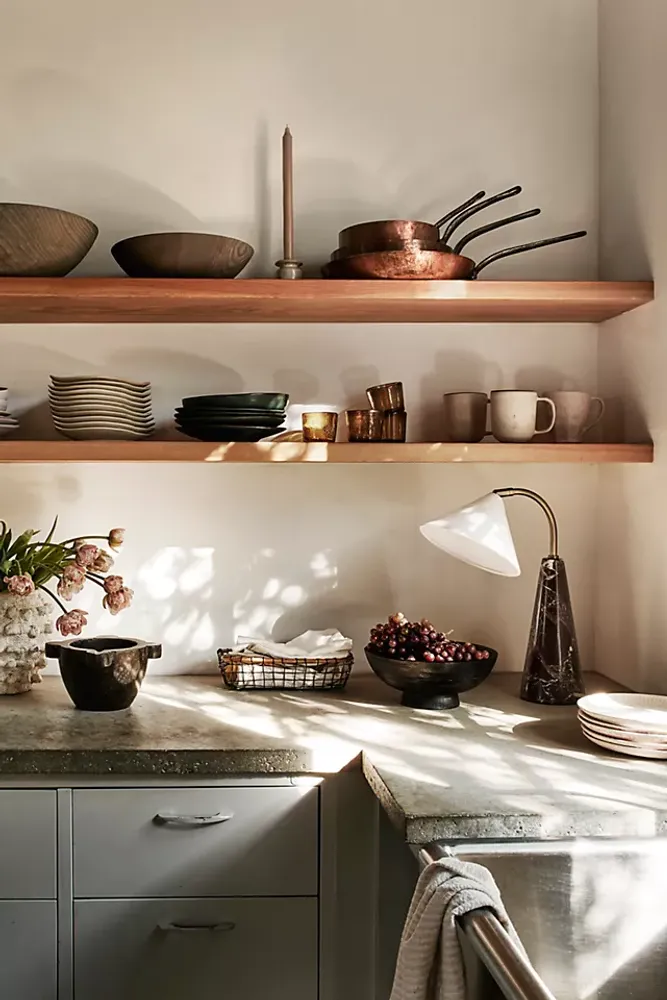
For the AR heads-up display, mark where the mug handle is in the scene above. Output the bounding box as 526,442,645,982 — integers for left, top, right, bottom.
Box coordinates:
535,397,557,435
584,397,605,434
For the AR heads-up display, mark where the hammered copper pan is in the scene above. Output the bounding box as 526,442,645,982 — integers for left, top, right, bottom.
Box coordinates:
337,190,486,255
323,229,587,280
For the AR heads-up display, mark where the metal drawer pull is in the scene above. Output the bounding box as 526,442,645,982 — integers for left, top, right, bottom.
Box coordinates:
159,922,236,933
153,812,233,827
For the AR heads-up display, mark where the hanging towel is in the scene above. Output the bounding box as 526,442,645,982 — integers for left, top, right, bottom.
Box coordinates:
390,856,528,1000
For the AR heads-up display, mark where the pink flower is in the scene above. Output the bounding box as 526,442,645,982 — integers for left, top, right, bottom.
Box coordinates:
3,574,35,596
57,565,86,600
56,609,88,637
103,586,134,615
103,575,124,594
108,528,125,550
75,543,100,569
92,550,114,573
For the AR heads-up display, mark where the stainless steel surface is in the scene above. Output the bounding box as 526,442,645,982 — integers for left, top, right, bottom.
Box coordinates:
420,839,667,1000
460,909,557,1000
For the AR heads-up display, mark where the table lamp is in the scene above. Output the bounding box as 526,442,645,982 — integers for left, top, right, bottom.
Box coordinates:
420,488,584,705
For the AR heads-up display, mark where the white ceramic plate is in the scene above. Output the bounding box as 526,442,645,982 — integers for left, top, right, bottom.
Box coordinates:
580,720,667,752
54,419,155,432
578,710,667,741
50,376,150,389
578,713,667,745
581,726,667,759
55,427,153,441
49,388,152,403
578,693,667,734
50,402,153,417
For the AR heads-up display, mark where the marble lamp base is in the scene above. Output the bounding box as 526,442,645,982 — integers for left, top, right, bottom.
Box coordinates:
521,556,585,706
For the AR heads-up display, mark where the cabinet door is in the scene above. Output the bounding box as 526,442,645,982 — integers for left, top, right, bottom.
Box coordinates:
75,897,318,1000
0,791,56,898
0,901,57,1000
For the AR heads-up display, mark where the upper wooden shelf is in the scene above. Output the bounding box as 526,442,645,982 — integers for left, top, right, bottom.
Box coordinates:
0,278,653,324
0,441,652,463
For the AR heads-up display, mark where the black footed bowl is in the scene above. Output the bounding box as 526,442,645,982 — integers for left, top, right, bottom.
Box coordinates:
46,636,162,712
364,644,498,710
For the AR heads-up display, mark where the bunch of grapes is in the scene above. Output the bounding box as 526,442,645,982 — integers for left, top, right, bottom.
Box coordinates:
368,613,490,664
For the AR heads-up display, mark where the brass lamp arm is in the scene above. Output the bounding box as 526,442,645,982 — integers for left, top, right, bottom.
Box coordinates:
493,488,559,557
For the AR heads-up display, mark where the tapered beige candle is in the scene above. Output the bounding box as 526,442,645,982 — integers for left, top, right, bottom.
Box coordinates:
282,126,294,260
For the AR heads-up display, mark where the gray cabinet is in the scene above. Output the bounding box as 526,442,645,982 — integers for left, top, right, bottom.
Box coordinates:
73,786,319,897
0,901,57,1000
0,791,56,899
74,897,318,1000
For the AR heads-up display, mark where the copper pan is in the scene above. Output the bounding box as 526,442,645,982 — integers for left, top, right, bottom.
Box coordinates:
323,230,587,281
337,190,486,254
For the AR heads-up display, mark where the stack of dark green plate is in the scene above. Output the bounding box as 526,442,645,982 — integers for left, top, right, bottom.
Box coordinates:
175,393,288,442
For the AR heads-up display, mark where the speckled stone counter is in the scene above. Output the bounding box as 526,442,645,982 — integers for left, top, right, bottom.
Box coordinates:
1,673,666,843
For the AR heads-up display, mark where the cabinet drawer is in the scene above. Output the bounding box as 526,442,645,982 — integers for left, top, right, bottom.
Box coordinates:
74,897,318,1000
0,791,56,899
0,901,57,999
73,786,318,898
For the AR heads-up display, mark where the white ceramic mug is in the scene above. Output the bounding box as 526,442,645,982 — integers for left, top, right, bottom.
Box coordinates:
550,391,605,443
490,390,556,443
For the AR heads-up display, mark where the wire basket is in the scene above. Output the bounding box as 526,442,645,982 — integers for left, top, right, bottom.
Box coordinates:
217,648,353,692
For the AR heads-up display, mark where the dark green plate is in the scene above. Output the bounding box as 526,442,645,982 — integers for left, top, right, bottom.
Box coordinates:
175,409,285,426
177,425,285,442
181,393,288,411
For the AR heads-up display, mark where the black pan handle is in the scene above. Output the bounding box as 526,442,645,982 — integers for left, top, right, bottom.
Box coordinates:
441,186,522,246
454,208,541,255
470,230,588,278
434,191,486,231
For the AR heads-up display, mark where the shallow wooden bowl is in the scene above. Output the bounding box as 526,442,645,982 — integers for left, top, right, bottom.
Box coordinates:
111,232,254,278
0,203,98,277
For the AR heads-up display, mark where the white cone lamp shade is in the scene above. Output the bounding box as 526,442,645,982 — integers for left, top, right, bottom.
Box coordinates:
420,492,521,577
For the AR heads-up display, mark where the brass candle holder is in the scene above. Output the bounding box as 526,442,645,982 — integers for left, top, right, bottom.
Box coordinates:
302,411,338,442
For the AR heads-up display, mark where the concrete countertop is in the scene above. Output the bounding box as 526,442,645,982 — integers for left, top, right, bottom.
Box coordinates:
1,673,666,843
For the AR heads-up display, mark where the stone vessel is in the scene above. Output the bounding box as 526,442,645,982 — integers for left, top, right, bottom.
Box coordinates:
46,636,162,711
0,591,52,695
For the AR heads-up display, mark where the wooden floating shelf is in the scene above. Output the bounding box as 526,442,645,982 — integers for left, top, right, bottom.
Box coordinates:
0,441,653,464
0,278,653,324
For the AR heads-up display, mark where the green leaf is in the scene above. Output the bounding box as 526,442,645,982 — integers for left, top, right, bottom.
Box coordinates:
43,516,58,546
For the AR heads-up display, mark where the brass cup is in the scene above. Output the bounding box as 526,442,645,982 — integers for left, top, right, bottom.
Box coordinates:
345,409,384,442
366,381,405,411
302,411,338,442
382,410,407,442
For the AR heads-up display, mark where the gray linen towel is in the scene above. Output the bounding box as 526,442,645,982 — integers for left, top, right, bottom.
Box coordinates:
390,856,528,1000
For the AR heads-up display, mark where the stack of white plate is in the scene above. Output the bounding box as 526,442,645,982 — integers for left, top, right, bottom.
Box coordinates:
48,376,155,441
578,692,667,759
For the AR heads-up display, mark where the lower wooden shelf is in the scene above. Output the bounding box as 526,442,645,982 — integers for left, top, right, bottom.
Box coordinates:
0,441,653,463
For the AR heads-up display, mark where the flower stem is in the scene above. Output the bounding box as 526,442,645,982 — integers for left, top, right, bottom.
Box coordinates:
86,574,105,589
59,536,109,546
39,585,68,615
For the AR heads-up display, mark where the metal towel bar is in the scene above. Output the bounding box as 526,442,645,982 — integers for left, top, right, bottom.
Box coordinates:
418,846,558,1000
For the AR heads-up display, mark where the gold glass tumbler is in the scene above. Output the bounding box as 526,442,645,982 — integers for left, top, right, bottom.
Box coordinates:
345,409,384,442
382,410,407,442
366,381,405,411
302,411,338,442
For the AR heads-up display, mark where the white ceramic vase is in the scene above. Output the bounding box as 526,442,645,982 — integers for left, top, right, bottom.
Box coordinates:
0,591,53,694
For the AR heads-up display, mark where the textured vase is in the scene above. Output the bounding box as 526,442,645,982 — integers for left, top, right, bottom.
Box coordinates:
0,591,53,694
520,557,585,706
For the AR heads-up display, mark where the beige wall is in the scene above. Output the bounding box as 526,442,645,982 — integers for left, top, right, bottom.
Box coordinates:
0,0,600,673
597,0,666,690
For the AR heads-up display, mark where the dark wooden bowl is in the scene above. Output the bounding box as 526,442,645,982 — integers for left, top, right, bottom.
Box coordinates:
0,203,98,277
365,644,498,710
111,232,254,278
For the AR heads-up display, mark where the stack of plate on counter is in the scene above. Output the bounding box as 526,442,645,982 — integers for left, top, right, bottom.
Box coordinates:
49,376,155,440
175,392,288,442
578,692,667,759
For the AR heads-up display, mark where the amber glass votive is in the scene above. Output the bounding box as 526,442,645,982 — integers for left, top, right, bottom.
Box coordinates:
382,410,407,442
302,411,338,442
345,409,384,442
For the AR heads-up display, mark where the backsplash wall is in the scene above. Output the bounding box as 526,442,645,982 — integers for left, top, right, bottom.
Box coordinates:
1,0,600,673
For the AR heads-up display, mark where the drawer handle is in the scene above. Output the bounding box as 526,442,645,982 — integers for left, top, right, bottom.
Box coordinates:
159,922,236,933
153,812,234,827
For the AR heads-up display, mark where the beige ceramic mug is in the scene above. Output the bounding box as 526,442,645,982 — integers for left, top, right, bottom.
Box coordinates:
490,390,556,443
550,391,605,443
443,392,488,443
